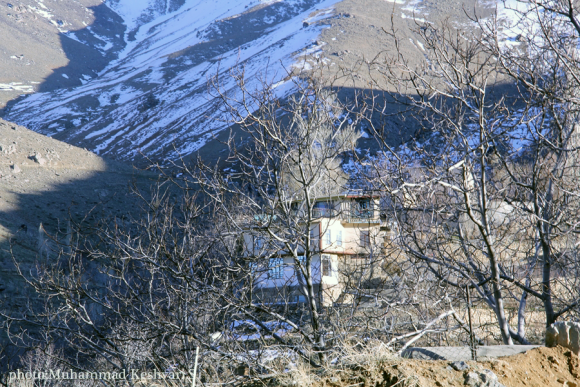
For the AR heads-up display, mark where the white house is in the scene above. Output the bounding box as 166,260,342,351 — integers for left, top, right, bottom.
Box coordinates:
242,192,391,306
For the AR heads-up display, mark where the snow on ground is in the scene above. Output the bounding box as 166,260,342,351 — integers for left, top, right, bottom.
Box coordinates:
401,0,426,20
105,0,156,33
482,0,549,49
0,83,35,93
230,320,294,341
4,0,517,165
5,0,344,164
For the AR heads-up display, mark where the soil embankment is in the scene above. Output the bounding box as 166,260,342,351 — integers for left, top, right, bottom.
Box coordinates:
298,346,579,387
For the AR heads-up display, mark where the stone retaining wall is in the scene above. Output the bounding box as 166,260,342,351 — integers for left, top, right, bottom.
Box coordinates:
546,321,580,355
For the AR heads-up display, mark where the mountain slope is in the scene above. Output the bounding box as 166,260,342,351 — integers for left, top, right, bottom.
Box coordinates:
0,0,126,108
4,0,343,165
0,117,156,323
2,0,509,166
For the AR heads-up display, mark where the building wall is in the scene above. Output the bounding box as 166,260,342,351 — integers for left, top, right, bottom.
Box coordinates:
251,253,342,306
252,254,322,289
318,217,384,255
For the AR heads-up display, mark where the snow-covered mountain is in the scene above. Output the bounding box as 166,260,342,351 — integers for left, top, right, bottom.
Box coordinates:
2,0,514,165
4,0,342,164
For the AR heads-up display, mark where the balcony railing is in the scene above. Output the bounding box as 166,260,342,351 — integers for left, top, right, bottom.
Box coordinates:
341,210,380,224
311,207,379,223
312,208,336,218
290,203,381,223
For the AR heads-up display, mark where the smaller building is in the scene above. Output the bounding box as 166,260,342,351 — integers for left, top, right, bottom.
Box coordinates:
242,192,392,306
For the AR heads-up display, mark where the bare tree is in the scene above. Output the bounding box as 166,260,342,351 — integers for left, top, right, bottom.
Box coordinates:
200,73,364,366
361,0,580,345
479,0,580,328
3,73,387,381
2,65,514,384
201,69,475,362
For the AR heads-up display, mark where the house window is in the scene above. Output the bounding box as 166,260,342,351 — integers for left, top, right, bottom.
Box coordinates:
269,257,284,279
336,230,342,247
313,201,334,217
360,230,370,248
295,255,309,280
325,229,332,246
297,255,309,270
322,255,334,277
356,199,373,218
249,261,260,274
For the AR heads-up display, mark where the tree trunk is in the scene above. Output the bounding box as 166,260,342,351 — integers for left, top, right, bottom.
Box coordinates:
489,255,514,345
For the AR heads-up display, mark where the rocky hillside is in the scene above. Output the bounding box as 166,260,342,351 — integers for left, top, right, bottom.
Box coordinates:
1,0,511,166
0,0,125,108
0,118,155,322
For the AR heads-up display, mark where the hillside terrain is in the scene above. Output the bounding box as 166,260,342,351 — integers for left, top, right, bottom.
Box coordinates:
0,118,156,331
1,0,505,166
0,0,125,108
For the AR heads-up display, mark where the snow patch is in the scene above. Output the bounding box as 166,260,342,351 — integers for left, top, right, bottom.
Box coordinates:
0,83,34,93
105,0,156,33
